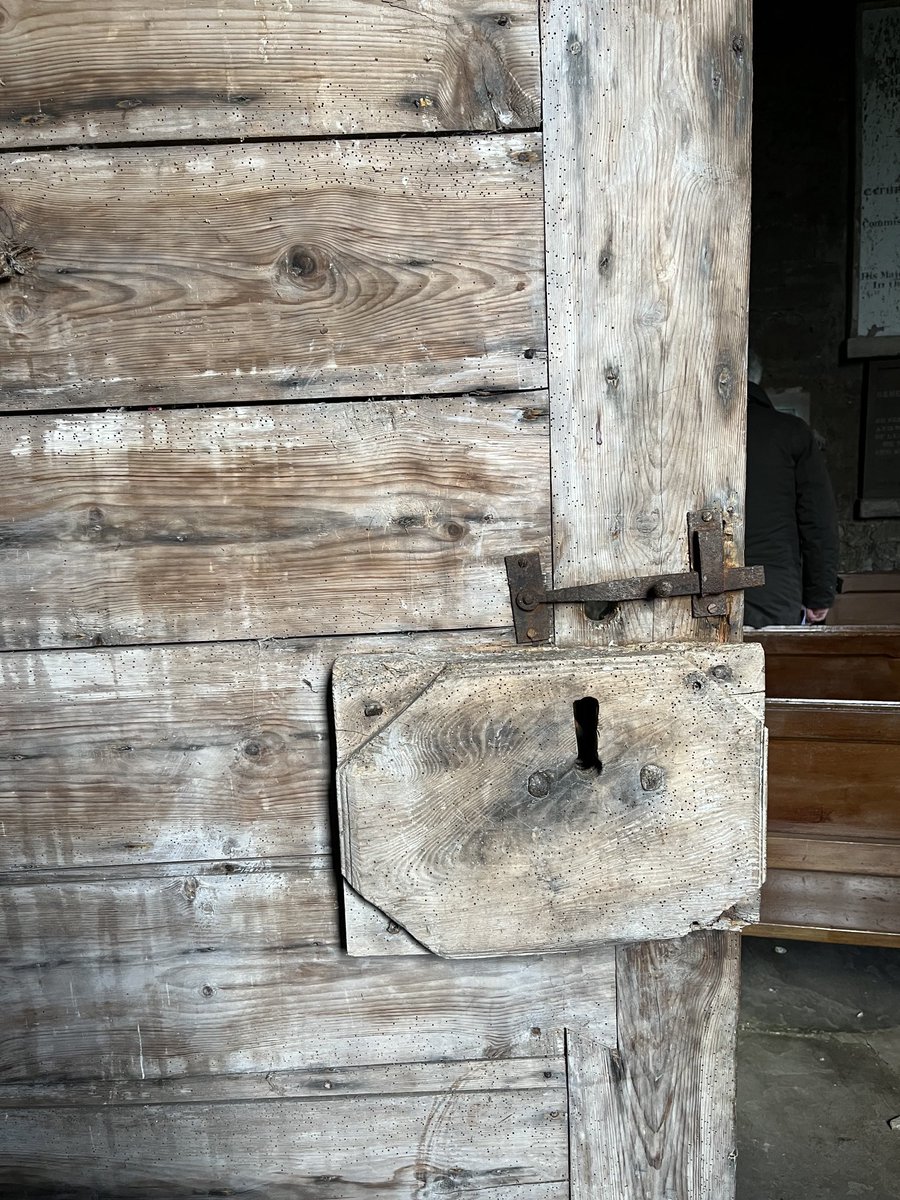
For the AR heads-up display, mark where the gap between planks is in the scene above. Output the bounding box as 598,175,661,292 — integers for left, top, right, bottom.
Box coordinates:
0,383,550,425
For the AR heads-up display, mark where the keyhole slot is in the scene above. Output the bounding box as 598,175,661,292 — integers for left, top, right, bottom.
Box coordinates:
573,696,602,772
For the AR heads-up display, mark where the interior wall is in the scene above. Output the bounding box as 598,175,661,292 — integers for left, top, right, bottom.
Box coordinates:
749,0,900,574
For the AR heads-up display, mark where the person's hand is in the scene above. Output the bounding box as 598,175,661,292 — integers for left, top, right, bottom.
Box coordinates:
804,607,829,624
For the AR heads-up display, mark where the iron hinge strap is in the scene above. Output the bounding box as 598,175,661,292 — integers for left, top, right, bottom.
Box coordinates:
505,506,765,643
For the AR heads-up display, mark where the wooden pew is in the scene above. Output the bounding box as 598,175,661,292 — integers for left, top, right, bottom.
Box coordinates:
745,628,900,947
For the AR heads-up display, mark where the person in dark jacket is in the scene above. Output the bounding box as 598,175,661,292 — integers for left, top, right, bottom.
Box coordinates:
744,366,839,628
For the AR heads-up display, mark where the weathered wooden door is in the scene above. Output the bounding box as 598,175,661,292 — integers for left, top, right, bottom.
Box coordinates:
0,2,756,1195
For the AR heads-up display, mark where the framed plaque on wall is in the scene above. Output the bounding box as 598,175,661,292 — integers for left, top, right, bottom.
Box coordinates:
859,360,900,516
848,3,900,359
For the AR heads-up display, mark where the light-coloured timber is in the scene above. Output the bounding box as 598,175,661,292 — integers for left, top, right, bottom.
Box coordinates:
335,643,765,956
0,396,549,651
0,1,541,148
0,633,520,870
542,0,752,648
569,934,741,1199
0,136,546,410
0,860,616,1084
0,1089,568,1199
539,0,754,1194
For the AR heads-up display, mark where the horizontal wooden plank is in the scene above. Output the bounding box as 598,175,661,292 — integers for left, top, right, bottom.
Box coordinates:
748,627,900,650
744,923,900,949
0,136,546,411
0,396,550,651
0,1056,565,1109
765,699,900,742
336,644,766,955
0,633,520,870
0,858,340,965
0,863,616,1082
0,1089,568,1198
767,834,900,878
0,1,541,148
746,628,900,702
757,869,900,939
766,708,900,842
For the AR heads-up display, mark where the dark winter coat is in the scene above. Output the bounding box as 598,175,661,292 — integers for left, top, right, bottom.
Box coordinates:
744,383,839,627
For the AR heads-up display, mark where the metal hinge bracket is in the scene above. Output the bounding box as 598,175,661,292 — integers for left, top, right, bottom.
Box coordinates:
505,506,764,643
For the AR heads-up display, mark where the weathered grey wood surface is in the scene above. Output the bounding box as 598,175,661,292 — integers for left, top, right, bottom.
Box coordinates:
0,396,549,652
0,1088,568,1199
0,0,758,1192
0,1057,565,1109
543,0,752,648
0,0,541,148
0,136,546,411
0,860,615,1083
568,934,741,1199
0,633,522,869
538,0,754,1194
336,643,765,956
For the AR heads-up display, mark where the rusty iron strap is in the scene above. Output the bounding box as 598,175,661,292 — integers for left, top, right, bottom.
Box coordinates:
506,507,764,643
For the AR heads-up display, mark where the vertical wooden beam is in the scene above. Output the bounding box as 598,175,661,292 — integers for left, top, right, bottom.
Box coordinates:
540,1,752,1196
568,934,741,1198
543,0,753,647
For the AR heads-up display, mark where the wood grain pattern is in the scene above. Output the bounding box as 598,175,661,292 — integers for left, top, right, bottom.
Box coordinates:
0,396,550,651
0,1056,565,1109
767,834,900,878
766,701,900,841
765,698,900,743
0,0,541,148
0,1088,568,1199
747,628,900,701
0,859,616,1084
0,136,546,411
758,869,900,938
335,644,765,955
568,933,740,1200
537,2,753,1193
744,923,900,949
0,632,519,870
542,0,752,647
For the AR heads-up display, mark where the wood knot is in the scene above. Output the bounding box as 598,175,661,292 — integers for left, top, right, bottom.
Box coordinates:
283,245,328,289
0,242,36,282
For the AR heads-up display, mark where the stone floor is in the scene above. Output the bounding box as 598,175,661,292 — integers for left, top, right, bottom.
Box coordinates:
737,936,900,1200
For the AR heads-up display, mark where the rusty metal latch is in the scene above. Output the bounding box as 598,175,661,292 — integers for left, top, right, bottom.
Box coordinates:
505,506,765,643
